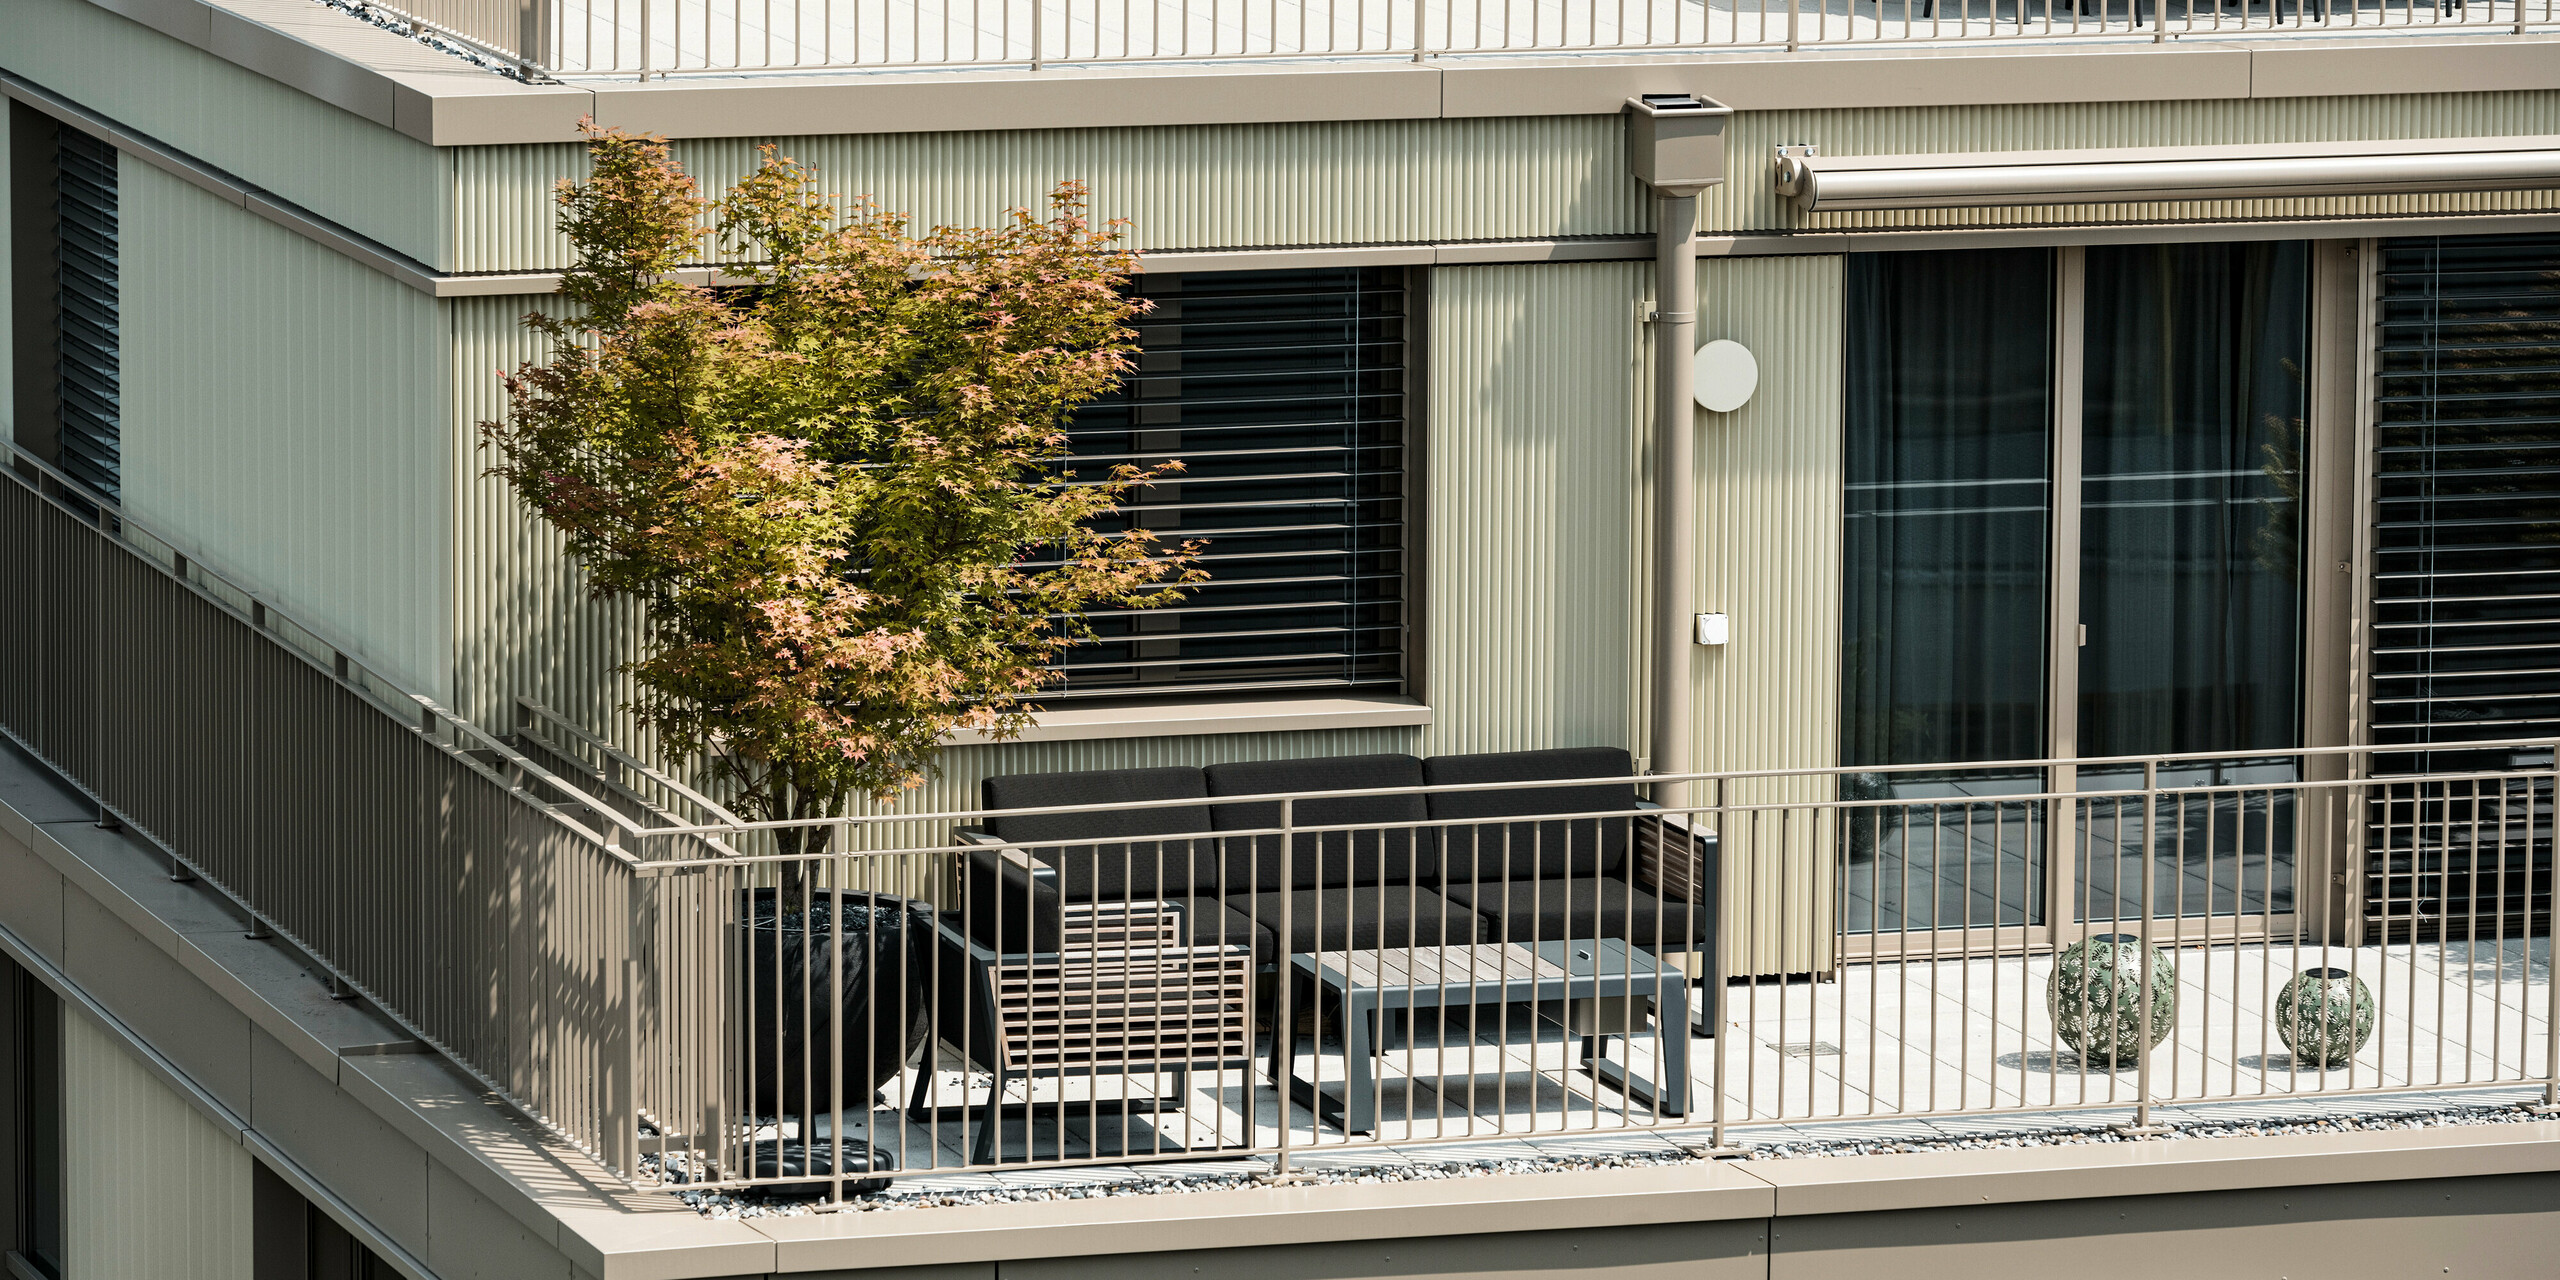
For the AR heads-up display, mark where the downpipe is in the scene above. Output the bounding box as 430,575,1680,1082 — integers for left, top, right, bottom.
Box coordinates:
1625,94,1731,811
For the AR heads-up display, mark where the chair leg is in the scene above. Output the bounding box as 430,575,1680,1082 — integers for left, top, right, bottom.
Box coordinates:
970,1072,1011,1166
905,1053,937,1121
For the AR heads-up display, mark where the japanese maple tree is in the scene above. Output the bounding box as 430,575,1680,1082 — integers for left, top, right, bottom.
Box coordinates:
483,124,1194,858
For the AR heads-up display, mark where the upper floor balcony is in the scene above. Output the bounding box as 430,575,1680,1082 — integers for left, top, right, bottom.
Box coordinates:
376,0,2556,80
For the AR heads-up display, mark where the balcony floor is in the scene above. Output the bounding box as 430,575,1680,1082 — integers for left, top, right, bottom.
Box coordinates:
719,936,2552,1206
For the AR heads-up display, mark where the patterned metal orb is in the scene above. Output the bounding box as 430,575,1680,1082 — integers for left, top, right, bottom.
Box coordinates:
2275,966,2376,1069
2046,933,2177,1067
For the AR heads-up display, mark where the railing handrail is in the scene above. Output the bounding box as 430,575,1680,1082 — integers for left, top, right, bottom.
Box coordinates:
616,738,2560,839
622,752,2560,869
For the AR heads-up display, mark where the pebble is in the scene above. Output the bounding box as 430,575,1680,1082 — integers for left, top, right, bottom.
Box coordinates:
302,0,535,80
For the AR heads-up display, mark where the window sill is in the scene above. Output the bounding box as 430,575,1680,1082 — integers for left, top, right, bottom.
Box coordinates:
943,695,1432,745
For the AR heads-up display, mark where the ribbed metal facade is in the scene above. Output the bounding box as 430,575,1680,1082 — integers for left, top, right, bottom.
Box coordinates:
1421,261,1647,760
1691,252,1848,977
449,294,651,740
62,1013,253,1280
447,117,1646,273
2,0,450,267
1714,92,2560,235
1,108,11,448
119,159,454,699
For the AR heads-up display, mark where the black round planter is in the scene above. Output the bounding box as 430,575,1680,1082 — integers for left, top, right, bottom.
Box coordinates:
749,1138,897,1199
742,888,935,1117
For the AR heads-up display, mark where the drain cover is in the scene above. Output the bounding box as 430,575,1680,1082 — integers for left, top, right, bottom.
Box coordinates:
1768,1041,1842,1058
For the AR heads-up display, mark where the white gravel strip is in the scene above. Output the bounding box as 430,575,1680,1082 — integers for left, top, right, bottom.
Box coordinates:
303,0,537,80
659,1096,2552,1219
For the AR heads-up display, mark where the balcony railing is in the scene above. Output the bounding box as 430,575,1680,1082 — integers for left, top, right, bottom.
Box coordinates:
6,450,2556,1205
371,0,2555,80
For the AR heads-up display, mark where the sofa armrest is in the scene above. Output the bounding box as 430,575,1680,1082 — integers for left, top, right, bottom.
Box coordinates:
962,842,1064,953
1633,811,1718,909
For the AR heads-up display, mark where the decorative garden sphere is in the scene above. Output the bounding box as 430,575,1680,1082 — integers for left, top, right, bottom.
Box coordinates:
2274,967,2375,1069
2046,933,2177,1067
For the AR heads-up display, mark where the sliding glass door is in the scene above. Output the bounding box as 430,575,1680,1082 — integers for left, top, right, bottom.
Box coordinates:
2074,242,2307,926
1841,241,2310,946
1841,248,2054,937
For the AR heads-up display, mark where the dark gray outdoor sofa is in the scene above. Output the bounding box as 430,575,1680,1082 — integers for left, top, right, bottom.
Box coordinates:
921,746,1720,1159
953,746,1720,1014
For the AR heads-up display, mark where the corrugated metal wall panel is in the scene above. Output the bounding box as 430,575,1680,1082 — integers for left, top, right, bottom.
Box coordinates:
120,158,454,699
450,293,652,738
1692,252,1847,977
1,0,449,267
1,112,12,446
1421,261,1647,759
448,118,1647,273
62,1014,253,1280
1712,92,2560,235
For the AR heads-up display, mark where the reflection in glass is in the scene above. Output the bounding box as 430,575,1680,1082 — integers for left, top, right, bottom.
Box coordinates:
2075,242,2309,923
1840,249,2053,933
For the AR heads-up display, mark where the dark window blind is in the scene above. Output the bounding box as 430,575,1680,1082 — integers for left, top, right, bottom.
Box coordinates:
52,127,119,499
1047,267,1410,701
2366,232,2560,940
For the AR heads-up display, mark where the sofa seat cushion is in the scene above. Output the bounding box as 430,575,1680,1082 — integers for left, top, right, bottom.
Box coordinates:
1437,875,1700,952
1423,747,1640,883
1221,885,1485,957
1204,754,1436,892
1161,897,1272,957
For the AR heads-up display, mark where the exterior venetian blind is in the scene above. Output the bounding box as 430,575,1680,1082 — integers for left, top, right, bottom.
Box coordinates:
1047,267,1411,701
53,127,120,499
2366,232,2560,940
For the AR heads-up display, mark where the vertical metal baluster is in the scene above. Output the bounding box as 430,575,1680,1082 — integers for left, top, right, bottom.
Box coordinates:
827,844,847,1202
2174,786,2191,1108
2541,744,2560,1111
1866,798,1882,1117
1272,799,1297,1174
1743,805,1761,1122
2493,774,2513,1081
2133,762,2160,1131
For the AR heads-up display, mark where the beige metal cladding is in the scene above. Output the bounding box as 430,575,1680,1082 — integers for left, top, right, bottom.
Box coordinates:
447,117,1648,274
121,158,456,701
1,110,12,444
1691,253,1847,980
63,1013,253,1280
1711,91,2560,235
1422,262,1649,762
449,294,651,741
3,0,449,268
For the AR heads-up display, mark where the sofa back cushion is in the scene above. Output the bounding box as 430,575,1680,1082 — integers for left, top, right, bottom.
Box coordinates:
982,767,1217,901
1423,747,1638,883
1203,754,1434,891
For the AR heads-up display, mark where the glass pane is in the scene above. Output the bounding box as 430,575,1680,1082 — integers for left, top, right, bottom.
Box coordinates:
2076,241,2309,923
1841,248,2054,933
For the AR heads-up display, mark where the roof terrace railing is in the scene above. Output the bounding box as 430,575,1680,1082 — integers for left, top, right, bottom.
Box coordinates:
373,0,2553,81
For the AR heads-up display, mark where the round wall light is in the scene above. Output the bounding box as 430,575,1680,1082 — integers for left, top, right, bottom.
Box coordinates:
1693,339,1758,413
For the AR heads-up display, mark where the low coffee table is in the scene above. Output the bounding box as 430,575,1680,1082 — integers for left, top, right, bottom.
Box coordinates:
1274,939,1690,1134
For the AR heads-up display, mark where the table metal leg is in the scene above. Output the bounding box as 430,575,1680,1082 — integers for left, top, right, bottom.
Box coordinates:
1582,981,1690,1117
